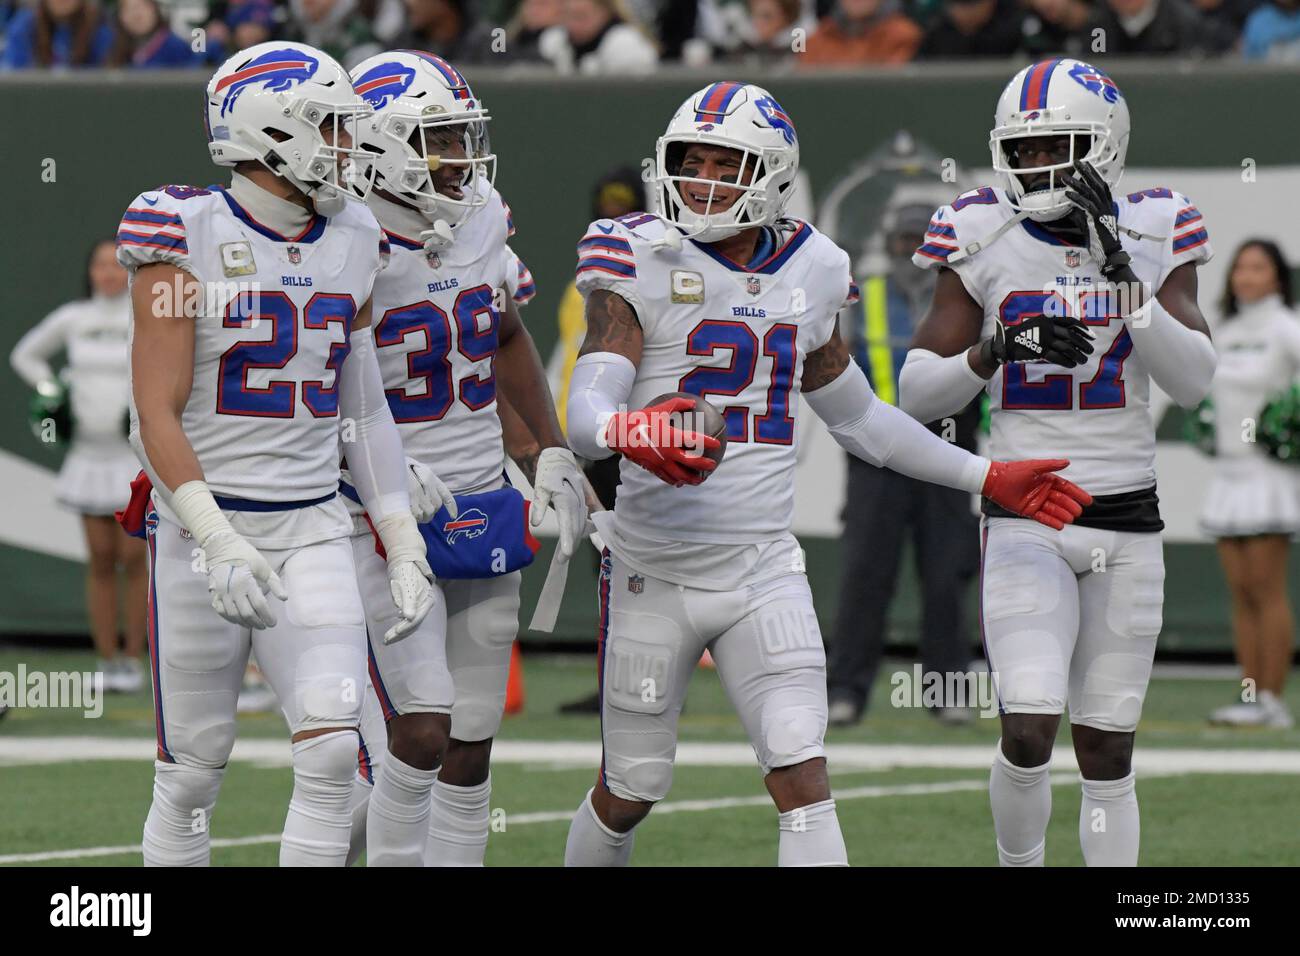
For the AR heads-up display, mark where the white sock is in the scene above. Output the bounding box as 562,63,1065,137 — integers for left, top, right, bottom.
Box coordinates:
346,773,372,867
280,730,357,867
367,752,437,866
1079,772,1139,867
564,788,636,867
990,744,1051,866
777,799,848,867
425,774,492,866
142,761,224,867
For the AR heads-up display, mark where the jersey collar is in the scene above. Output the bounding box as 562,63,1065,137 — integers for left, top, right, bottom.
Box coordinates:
219,188,327,244
689,221,812,275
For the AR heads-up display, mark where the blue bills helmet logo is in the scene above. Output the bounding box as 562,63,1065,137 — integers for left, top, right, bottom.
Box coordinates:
754,95,796,145
353,61,417,110
1068,62,1121,104
216,48,320,116
444,509,489,544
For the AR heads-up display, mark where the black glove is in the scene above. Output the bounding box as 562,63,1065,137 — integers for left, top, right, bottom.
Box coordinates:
982,313,1095,368
1060,160,1131,280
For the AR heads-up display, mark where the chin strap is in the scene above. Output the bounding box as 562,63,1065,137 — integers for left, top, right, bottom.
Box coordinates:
947,209,1167,266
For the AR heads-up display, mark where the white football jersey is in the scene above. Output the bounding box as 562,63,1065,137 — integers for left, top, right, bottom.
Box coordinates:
914,185,1212,495
576,213,857,545
366,189,534,497
117,183,383,505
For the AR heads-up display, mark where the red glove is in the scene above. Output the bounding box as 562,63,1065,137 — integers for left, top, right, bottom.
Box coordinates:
982,459,1093,531
605,396,720,487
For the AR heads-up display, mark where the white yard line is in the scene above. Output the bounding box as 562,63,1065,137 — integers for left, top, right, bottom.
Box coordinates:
0,775,1079,865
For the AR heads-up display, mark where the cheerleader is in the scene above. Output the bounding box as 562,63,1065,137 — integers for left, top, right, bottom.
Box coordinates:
1201,239,1298,728
10,239,144,693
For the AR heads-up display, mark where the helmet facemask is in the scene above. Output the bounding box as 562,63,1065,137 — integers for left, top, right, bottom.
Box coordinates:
371,106,495,231
991,117,1123,222
255,98,378,214
654,137,794,244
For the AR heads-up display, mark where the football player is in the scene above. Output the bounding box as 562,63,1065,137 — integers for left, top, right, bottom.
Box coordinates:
562,81,1093,866
898,59,1216,866
342,51,587,866
118,42,440,866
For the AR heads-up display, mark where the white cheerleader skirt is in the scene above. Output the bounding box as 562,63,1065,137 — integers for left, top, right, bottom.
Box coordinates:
55,440,140,517
1200,454,1300,539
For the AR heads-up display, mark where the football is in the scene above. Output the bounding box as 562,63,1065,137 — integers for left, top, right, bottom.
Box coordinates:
649,391,728,470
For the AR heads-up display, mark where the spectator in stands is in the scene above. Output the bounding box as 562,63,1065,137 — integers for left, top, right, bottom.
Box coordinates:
1088,0,1236,53
1017,0,1092,58
722,0,809,64
538,0,659,73
1194,0,1264,39
800,0,922,66
285,0,391,67
106,0,202,67
503,0,564,60
2,0,114,68
1241,0,1300,59
398,0,498,64
225,0,277,51
917,0,1023,56
1201,240,1298,729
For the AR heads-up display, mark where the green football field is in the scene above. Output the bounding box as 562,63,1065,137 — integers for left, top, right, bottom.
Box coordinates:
2,645,1298,866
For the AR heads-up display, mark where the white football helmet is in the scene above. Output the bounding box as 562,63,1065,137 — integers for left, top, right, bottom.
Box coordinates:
653,81,800,244
990,58,1131,222
349,50,495,238
204,41,376,215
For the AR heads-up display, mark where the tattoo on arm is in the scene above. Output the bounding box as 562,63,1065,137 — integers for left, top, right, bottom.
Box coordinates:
801,328,851,393
514,450,540,485
578,290,643,362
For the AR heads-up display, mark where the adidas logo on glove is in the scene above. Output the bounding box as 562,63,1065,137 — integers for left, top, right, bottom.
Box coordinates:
1014,325,1043,355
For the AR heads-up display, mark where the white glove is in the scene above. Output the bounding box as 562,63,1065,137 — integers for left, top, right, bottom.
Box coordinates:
406,458,459,524
531,446,589,559
374,512,438,645
203,530,288,630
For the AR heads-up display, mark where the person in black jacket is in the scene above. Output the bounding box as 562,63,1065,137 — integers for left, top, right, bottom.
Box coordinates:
1089,0,1236,53
918,0,1024,57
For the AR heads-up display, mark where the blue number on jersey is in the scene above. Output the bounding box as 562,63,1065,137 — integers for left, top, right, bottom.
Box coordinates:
454,284,499,411
679,319,798,444
216,291,354,418
374,284,500,422
1000,290,1131,411
217,291,298,417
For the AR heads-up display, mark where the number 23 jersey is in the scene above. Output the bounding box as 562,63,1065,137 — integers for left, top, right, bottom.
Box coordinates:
575,213,857,544
914,185,1212,495
116,184,383,505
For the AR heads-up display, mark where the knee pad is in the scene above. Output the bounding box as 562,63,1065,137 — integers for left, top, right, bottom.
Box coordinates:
761,703,826,771
162,699,238,769
293,729,362,791
151,760,224,820
606,756,674,804
290,642,366,730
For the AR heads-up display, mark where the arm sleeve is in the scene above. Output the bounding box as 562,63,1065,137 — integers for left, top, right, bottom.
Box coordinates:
806,360,990,494
1127,297,1217,408
338,325,411,522
574,220,647,318
10,305,73,388
566,350,637,461
898,347,989,424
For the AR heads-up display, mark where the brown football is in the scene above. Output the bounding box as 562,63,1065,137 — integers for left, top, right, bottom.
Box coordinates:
648,391,728,470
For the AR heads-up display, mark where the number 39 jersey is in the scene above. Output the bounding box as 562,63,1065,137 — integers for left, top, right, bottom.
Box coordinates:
116,184,383,504
575,213,857,545
914,185,1212,495
367,189,534,496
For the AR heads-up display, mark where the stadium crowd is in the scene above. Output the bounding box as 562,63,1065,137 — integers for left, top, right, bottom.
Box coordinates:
1,0,1298,71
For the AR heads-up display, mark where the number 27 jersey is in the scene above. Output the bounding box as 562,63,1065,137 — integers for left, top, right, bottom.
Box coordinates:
914,185,1212,495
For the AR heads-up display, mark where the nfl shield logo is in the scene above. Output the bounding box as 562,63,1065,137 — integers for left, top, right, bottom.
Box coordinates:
426,249,442,270
1064,250,1080,268
627,574,644,594
287,245,302,265
746,275,761,296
